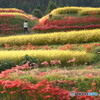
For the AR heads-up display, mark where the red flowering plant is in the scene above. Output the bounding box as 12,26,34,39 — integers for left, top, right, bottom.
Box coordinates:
50,60,61,66
41,61,49,67
32,16,100,32
2,43,100,53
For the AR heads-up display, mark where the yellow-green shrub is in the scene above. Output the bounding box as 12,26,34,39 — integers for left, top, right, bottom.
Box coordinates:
0,50,94,65
51,7,82,15
79,9,100,15
0,29,99,45
40,7,100,22
51,7,100,15
0,8,25,13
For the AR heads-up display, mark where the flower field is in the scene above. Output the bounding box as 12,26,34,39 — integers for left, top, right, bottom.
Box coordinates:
0,6,100,100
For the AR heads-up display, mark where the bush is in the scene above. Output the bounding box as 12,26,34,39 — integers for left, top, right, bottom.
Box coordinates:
93,46,100,54
19,54,39,67
0,59,15,72
45,1,57,14
92,47,100,63
32,9,43,18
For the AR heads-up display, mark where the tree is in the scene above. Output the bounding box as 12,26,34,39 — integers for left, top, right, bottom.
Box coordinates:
45,1,57,14
32,9,43,18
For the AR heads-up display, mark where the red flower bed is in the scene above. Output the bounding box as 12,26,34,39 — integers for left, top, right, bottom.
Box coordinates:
0,13,38,35
32,24,100,32
41,17,100,26
0,23,23,34
32,17,100,32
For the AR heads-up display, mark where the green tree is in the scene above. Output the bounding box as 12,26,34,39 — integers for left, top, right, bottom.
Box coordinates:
32,9,43,18
45,1,57,14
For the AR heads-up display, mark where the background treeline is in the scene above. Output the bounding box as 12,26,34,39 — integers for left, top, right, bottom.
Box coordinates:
0,0,100,14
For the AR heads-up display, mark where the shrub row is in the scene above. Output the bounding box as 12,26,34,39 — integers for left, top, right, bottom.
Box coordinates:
51,7,100,16
0,29,99,45
0,8,25,13
0,50,94,67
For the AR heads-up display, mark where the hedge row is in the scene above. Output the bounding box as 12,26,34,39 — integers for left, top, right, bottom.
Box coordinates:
0,29,99,45
0,50,94,66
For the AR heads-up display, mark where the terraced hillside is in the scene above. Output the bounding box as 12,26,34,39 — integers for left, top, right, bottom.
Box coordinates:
0,7,100,100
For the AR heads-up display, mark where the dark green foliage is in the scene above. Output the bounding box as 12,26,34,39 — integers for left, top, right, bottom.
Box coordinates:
32,9,43,18
0,59,15,72
19,54,39,66
93,46,100,54
45,1,57,14
0,0,100,14
92,47,100,63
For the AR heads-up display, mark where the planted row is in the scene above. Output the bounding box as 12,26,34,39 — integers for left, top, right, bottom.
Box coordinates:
0,8,25,13
0,29,99,45
2,43,100,54
51,7,100,16
40,17,100,26
0,50,94,70
36,17,100,32
32,24,100,32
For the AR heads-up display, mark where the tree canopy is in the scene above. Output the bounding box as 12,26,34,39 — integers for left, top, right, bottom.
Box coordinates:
0,0,100,14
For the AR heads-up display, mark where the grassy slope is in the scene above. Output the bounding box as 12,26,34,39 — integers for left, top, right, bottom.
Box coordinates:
0,9,39,36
